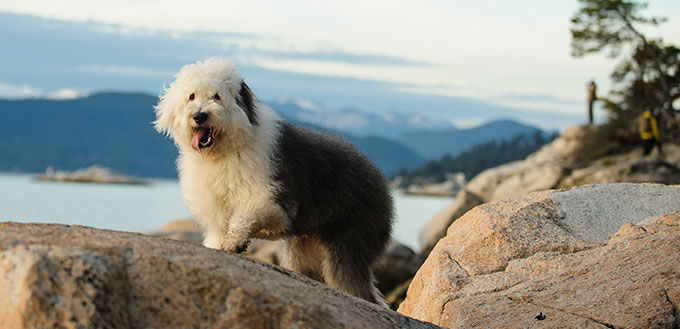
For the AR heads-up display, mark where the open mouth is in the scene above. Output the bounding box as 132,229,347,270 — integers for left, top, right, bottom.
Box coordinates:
191,127,215,153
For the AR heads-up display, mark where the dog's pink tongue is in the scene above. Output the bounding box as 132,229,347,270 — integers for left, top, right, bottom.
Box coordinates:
191,128,208,153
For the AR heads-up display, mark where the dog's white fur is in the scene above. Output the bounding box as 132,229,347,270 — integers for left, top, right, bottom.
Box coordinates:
154,58,392,307
155,58,288,251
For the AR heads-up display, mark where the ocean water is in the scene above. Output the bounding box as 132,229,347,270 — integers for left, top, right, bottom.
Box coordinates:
0,172,451,251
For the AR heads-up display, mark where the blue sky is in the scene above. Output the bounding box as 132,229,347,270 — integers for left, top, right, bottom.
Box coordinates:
1,1,679,130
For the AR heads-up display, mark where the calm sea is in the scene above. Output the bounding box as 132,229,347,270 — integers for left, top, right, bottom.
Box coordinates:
0,172,451,251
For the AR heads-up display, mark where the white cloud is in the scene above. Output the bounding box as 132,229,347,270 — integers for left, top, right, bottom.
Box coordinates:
1,0,679,115
449,117,488,129
74,64,172,78
249,55,608,115
0,82,43,99
0,82,86,100
46,88,87,100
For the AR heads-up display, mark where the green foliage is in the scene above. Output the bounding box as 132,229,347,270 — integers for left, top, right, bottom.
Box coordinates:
398,120,543,160
570,0,679,142
394,132,556,188
604,43,680,140
570,0,664,58
0,93,179,177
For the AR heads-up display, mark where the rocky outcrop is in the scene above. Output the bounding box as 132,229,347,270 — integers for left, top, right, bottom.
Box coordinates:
418,190,483,254
419,125,680,254
149,220,286,265
0,223,440,329
150,219,422,309
399,183,680,328
558,146,680,188
149,218,203,245
462,125,596,202
466,125,680,202
374,241,427,309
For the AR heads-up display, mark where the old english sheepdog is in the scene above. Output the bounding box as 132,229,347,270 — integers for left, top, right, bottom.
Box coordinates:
154,58,393,306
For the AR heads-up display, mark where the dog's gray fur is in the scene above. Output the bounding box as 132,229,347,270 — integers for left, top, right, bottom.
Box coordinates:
273,121,394,305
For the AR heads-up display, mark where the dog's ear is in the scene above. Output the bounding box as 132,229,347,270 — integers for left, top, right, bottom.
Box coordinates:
153,90,178,136
236,80,258,125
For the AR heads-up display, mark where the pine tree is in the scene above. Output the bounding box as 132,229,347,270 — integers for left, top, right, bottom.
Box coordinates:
570,0,679,142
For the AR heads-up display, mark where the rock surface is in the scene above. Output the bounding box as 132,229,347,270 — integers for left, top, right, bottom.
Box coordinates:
558,146,680,188
149,219,420,309
466,126,680,203
374,241,426,309
0,223,440,329
399,183,680,328
418,190,483,254
149,218,203,245
149,219,286,264
420,125,680,254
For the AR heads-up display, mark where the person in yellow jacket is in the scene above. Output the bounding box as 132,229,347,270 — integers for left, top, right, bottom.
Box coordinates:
639,109,664,157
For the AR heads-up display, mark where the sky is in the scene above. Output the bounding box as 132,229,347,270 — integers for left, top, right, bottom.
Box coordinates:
1,1,679,130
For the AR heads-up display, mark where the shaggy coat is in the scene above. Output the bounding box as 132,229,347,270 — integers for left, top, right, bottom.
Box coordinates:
154,58,393,306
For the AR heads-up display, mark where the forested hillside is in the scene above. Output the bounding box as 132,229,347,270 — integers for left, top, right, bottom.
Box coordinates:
394,131,556,187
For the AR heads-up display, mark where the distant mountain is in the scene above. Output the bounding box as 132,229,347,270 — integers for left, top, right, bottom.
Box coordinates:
398,120,546,160
0,93,424,177
274,116,426,175
0,93,178,177
396,131,557,187
345,136,425,176
271,97,454,138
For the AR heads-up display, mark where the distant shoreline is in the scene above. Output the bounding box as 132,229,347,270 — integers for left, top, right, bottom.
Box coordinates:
34,175,148,185
401,191,454,197
35,165,148,185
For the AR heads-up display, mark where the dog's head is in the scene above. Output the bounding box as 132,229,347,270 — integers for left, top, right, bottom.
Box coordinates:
154,58,258,154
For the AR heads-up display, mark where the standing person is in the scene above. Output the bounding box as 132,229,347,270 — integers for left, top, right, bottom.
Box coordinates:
586,80,597,125
639,109,664,158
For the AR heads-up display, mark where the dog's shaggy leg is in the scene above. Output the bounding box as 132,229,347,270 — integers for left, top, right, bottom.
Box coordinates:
320,236,389,307
201,220,227,250
222,208,290,253
220,216,256,253
203,232,222,250
283,236,325,282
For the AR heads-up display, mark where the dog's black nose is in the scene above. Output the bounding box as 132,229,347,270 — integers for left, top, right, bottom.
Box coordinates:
193,112,208,125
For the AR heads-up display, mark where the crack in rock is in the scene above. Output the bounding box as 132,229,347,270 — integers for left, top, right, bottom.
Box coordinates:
442,250,471,278
664,289,680,329
507,295,617,328
452,259,470,277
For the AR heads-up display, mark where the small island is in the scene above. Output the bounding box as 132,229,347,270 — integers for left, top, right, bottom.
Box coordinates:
36,165,148,185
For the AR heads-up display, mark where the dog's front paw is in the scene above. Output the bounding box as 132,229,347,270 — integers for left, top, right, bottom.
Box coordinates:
221,238,250,254
235,240,250,253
